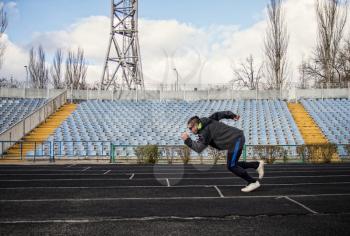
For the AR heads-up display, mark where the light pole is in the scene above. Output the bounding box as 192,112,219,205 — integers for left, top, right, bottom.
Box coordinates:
24,65,28,89
173,68,179,91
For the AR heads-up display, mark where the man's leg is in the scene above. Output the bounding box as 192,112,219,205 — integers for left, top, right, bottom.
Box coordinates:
237,161,259,169
226,138,257,184
238,160,264,179
234,136,264,179
226,137,262,192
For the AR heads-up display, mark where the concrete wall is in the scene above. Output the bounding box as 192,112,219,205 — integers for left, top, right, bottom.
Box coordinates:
1,87,350,101
295,88,350,99
0,88,65,99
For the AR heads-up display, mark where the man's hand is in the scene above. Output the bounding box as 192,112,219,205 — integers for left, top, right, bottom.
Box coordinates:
233,114,240,121
181,132,190,141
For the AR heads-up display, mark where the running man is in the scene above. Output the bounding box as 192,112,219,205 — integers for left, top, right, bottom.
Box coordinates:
181,111,264,192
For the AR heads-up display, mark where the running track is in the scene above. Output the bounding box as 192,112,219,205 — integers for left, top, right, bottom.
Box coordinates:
0,163,350,235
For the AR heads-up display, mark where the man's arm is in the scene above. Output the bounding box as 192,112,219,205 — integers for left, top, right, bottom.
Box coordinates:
209,111,239,121
181,132,210,153
184,137,208,153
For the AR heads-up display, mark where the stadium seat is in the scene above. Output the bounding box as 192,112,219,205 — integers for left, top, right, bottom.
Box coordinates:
43,99,307,157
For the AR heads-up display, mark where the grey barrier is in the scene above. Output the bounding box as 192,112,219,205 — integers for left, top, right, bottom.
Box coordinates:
1,86,350,101
0,90,67,155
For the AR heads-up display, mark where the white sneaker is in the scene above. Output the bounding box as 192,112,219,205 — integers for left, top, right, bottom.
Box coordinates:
256,160,264,179
241,181,260,192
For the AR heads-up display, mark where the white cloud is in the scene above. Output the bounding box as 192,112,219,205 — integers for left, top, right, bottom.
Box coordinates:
0,34,27,81
5,1,17,9
2,0,349,87
30,16,110,62
2,1,19,19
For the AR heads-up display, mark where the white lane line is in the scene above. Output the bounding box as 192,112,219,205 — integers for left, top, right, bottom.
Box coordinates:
113,169,350,174
0,169,350,176
0,193,349,202
2,166,350,172
158,175,350,180
129,173,135,180
166,178,170,187
282,196,319,214
214,186,224,198
1,174,349,182
81,167,90,172
1,181,350,190
0,173,126,176
0,169,349,176
0,215,262,224
1,168,350,174
103,170,111,175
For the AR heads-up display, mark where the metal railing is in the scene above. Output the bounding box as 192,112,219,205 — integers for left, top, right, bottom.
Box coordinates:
52,141,111,159
1,86,350,101
110,145,201,163
0,90,67,155
110,143,350,163
242,144,350,162
0,141,53,161
1,141,349,163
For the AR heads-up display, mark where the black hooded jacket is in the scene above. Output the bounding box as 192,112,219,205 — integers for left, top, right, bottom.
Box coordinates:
184,111,244,153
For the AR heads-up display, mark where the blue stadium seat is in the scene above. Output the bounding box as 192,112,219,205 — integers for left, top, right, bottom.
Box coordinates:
301,98,350,157
0,98,46,133
44,99,306,157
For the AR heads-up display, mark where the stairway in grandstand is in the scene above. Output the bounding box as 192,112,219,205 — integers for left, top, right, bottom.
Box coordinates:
2,103,77,160
287,103,328,144
287,102,340,161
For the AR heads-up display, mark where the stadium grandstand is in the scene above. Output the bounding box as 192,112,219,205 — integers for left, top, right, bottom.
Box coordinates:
0,98,46,133
0,87,349,162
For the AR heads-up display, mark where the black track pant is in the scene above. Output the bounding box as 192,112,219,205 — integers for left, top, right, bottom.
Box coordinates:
226,136,259,184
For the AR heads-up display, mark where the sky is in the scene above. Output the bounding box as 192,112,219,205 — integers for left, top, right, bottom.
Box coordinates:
0,0,349,87
6,0,270,45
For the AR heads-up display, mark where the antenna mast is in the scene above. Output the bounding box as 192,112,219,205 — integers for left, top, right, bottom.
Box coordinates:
100,0,144,90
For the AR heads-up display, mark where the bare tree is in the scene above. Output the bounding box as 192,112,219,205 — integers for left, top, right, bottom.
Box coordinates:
28,45,49,89
65,48,88,90
303,0,348,87
264,0,289,90
0,77,22,88
232,55,263,90
50,49,64,89
0,5,8,70
336,37,350,85
298,58,316,89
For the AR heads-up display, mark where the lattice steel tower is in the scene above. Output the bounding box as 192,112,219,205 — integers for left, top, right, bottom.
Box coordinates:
100,0,144,90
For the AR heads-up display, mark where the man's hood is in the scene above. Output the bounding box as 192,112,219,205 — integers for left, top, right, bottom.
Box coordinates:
199,117,212,129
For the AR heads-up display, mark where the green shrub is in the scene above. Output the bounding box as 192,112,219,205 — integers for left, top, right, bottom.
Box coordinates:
297,144,337,163
134,145,160,164
134,146,144,164
208,147,225,165
296,145,307,162
178,146,191,164
318,143,337,163
282,149,288,163
164,146,174,164
253,145,285,164
344,144,350,158
308,145,321,163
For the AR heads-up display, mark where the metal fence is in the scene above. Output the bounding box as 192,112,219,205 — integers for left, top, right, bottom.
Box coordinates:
0,141,53,161
52,141,111,159
110,143,350,163
243,144,350,162
1,86,350,101
1,142,349,163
